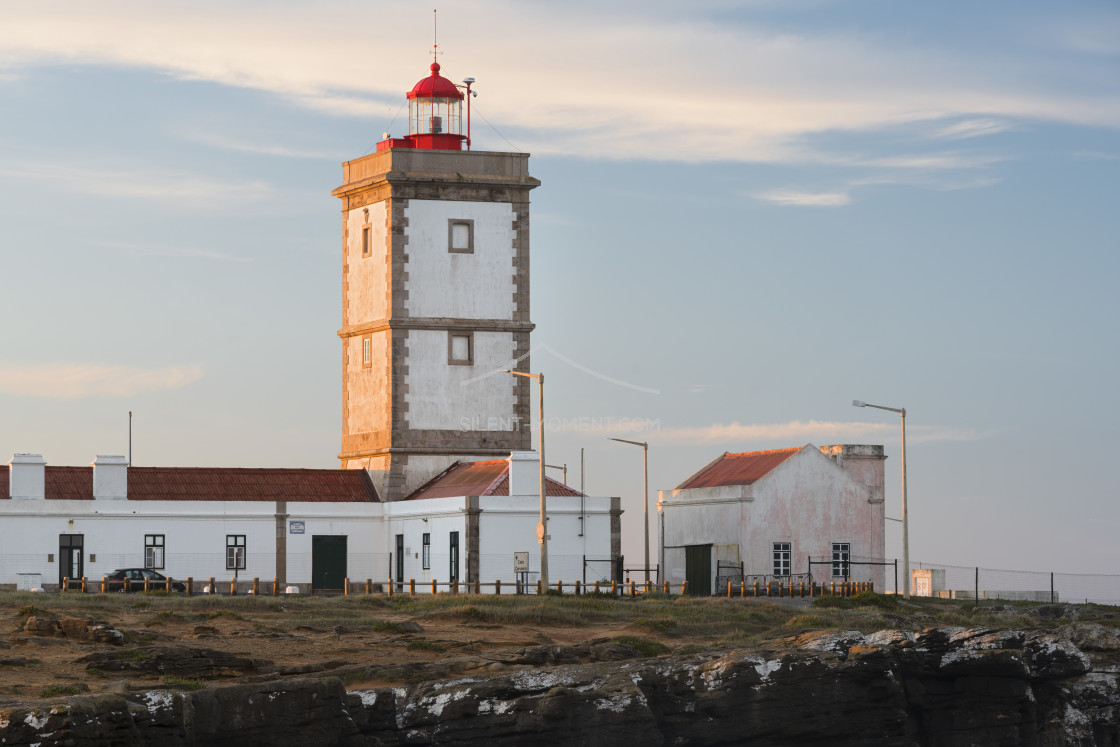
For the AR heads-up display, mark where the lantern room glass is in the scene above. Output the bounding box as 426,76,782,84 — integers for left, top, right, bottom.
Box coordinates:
410,97,462,136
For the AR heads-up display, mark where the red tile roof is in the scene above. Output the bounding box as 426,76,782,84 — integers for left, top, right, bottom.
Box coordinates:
406,459,584,500
675,447,802,490
0,465,378,502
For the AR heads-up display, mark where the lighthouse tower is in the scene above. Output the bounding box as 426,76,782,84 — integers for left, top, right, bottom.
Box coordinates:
332,59,539,501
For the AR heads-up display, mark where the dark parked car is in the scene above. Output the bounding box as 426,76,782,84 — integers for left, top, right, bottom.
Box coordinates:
105,568,186,593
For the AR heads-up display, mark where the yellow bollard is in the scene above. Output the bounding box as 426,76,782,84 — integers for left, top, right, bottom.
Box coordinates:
81,577,87,593
611,581,617,596
102,577,108,594
230,578,237,596
681,580,687,595
740,580,745,598
727,581,732,598
830,581,835,597
273,578,279,596
409,579,415,596
387,579,393,597
62,576,68,593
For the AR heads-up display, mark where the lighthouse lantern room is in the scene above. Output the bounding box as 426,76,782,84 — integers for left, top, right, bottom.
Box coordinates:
378,61,466,152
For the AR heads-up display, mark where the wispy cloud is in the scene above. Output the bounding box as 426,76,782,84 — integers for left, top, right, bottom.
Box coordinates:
1072,150,1119,161
650,420,993,446
0,4,1114,165
934,118,1016,139
753,189,851,206
0,364,203,399
0,162,275,206
175,129,344,160
97,241,253,263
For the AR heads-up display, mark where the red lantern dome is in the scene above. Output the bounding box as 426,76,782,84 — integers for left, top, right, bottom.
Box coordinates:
376,60,471,153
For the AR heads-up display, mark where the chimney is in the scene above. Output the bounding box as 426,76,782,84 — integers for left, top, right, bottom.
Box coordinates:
92,455,128,500
506,451,540,496
820,444,886,503
9,453,47,500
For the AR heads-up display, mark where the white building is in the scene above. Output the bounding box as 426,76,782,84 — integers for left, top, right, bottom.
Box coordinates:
658,444,886,595
1,450,618,592
0,59,620,593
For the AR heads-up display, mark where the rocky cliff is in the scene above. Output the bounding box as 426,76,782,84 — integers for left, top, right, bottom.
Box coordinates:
3,623,1119,746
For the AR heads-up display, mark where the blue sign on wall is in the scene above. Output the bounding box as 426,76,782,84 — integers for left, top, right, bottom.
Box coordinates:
289,520,305,535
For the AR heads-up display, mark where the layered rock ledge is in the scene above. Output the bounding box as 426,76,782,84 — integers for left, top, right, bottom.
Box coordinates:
2,624,1119,746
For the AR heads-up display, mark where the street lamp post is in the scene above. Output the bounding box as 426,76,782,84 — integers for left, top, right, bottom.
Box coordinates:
853,399,909,599
608,437,650,584
505,370,548,590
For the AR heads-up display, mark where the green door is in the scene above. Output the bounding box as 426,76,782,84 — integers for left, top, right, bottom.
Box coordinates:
685,544,712,596
312,535,347,591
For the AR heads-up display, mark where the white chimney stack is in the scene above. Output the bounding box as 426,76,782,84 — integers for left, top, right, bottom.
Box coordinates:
92,455,129,500
9,453,46,500
506,451,540,497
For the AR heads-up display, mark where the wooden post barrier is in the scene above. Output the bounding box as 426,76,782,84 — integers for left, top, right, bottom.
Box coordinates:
409,579,415,596
727,581,732,598
740,580,745,598
144,578,150,593
575,580,581,596
186,577,193,596
681,581,687,595
611,581,617,596
754,581,759,597
254,578,260,596
536,580,542,595
230,578,237,596
208,577,215,595
273,578,279,596
765,581,770,597
387,579,393,597
61,577,68,593
365,579,372,595
830,581,835,597
81,577,87,593
645,581,651,595
452,579,459,594
664,581,670,594
557,581,563,594
630,581,636,598
341,578,347,596
431,579,437,595
495,579,501,595
594,581,600,594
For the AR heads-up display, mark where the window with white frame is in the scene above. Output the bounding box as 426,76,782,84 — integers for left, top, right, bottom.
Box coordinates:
144,534,164,570
832,542,850,578
447,219,474,253
422,533,431,570
772,542,791,576
226,535,246,570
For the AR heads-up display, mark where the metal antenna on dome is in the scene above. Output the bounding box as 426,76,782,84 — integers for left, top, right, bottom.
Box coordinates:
432,9,440,64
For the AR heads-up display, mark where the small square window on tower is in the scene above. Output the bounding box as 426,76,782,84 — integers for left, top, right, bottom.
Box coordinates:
448,332,473,366
448,219,474,254
362,335,372,368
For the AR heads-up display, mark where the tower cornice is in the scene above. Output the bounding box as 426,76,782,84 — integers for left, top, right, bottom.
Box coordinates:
332,149,540,202
338,317,535,339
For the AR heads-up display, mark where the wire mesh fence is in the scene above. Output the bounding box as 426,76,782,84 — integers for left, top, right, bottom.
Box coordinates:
887,559,1120,606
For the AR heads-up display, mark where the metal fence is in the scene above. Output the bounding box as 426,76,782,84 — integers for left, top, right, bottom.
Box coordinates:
887,559,1120,606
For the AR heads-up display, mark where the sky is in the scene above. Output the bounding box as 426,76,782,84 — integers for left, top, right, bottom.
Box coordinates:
1,1,1118,581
